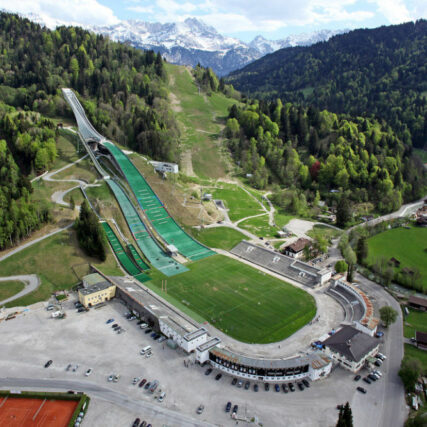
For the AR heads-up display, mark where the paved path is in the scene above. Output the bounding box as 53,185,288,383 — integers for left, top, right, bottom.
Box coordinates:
0,378,214,427
0,275,40,306
0,223,74,263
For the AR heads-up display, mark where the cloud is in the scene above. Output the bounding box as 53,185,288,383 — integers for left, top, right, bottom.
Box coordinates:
0,0,119,27
135,0,377,32
370,0,411,24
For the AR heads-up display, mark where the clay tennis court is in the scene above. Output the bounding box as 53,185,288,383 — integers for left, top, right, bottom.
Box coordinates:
0,396,78,426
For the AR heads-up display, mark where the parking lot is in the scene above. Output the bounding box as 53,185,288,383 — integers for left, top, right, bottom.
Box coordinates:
0,296,392,427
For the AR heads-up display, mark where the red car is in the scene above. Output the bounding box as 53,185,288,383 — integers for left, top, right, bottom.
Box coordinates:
139,379,147,388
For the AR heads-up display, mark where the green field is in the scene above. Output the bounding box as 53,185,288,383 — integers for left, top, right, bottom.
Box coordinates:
0,281,25,302
146,255,316,344
404,308,427,339
404,344,427,374
210,185,263,222
307,224,343,242
0,230,122,307
239,214,278,237
190,227,246,250
367,225,427,290
167,64,238,179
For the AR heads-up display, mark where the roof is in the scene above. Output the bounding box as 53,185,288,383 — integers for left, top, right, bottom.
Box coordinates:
210,346,330,371
83,273,105,287
79,281,113,296
322,326,379,363
416,331,427,344
285,238,311,253
408,295,427,308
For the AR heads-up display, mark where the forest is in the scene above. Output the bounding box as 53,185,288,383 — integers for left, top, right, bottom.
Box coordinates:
227,20,427,150
0,136,51,250
225,99,426,216
0,12,179,162
0,12,180,250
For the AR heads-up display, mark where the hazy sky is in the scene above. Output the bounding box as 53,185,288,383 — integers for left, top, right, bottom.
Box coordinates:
2,0,426,41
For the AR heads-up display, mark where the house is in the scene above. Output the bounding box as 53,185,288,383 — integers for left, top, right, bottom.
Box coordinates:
79,273,116,308
276,230,287,238
322,325,379,373
415,331,427,351
283,238,311,259
202,193,212,201
408,295,427,312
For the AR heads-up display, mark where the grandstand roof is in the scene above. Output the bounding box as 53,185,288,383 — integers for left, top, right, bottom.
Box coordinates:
210,346,330,370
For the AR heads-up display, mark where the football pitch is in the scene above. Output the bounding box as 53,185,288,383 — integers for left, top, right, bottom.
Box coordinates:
147,255,316,344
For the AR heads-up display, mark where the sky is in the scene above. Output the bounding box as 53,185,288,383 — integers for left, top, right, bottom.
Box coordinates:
1,0,426,42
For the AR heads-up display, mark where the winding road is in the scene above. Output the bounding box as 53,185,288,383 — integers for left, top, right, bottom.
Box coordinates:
0,275,40,306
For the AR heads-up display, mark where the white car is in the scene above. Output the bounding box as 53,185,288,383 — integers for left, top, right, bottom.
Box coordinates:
132,377,139,385
85,368,93,376
158,391,166,402
108,374,114,382
145,352,152,359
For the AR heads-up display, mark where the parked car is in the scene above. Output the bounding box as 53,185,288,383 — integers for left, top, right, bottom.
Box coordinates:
302,379,310,388
232,405,238,415
204,368,212,376
363,377,371,384
108,374,114,382
144,329,152,334
254,384,259,392
157,336,167,343
225,401,232,412
297,382,304,391
150,332,157,338
66,364,72,371
282,384,288,393
112,324,118,328
197,404,204,414
215,373,222,381
368,374,377,381
274,384,280,392
289,383,295,392
139,379,147,388
375,331,384,338
106,318,114,324
237,380,243,388
354,375,361,381
132,377,139,385
375,360,383,367
113,375,120,383
231,378,237,386
376,353,387,361
72,364,79,372
373,370,382,377
244,381,250,390
85,368,93,376
144,382,151,390
264,383,270,391
132,418,140,427
357,387,367,394
44,360,53,368
158,392,166,402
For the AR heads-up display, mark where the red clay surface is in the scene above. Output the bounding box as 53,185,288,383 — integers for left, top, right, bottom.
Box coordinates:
0,397,78,426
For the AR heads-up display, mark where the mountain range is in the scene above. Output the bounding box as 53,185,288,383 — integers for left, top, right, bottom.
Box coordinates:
24,13,346,76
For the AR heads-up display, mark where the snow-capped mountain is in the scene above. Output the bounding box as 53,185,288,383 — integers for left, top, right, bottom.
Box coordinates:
23,13,347,76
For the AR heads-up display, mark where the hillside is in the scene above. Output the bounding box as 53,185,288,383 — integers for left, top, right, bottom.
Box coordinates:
225,100,426,217
227,20,427,149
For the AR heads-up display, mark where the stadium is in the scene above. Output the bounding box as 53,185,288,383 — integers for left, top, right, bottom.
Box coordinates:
63,88,379,383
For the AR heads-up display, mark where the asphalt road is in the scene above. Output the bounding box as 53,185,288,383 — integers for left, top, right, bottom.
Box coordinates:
0,275,40,306
0,377,214,427
353,272,407,427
